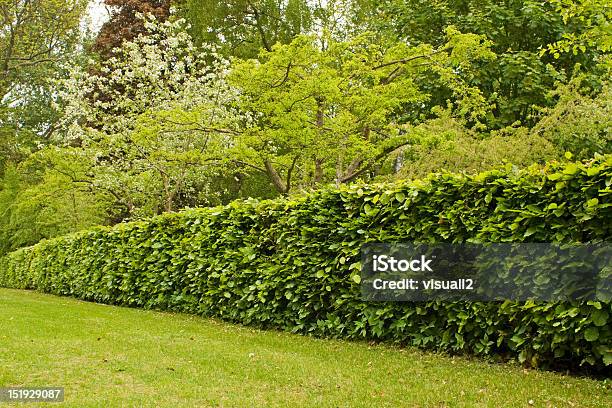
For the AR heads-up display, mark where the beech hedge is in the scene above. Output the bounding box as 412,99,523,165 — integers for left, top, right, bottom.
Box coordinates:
1,157,611,370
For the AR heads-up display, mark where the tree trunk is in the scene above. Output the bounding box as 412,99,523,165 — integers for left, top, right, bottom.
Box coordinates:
313,98,325,185
161,173,173,212
314,158,324,183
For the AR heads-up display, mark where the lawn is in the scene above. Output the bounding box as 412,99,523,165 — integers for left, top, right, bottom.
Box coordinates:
0,289,609,407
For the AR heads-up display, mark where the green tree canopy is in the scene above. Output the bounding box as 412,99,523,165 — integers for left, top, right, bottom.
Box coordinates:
367,0,609,129
180,0,315,58
0,0,88,175
230,28,495,193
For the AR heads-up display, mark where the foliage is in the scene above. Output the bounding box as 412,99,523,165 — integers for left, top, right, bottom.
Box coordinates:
180,0,315,59
0,155,109,256
388,114,558,180
56,15,244,218
93,0,171,58
229,29,495,193
0,0,88,95
543,0,612,57
2,157,611,370
533,78,611,160
369,0,607,129
1,2,610,257
0,0,89,176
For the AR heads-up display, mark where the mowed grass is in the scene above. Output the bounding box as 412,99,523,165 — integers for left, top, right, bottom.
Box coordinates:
0,289,609,408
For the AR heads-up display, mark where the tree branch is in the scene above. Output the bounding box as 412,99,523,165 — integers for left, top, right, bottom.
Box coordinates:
338,136,416,183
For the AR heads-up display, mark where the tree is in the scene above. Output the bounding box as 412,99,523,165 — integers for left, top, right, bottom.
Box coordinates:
229,29,495,194
57,15,243,218
367,0,605,129
179,0,314,59
389,111,557,180
0,152,109,256
0,0,87,95
532,78,611,160
93,0,171,59
0,0,88,175
543,0,611,58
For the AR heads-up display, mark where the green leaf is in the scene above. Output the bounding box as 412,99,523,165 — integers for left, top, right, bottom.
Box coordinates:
584,327,599,342
511,334,525,346
518,350,528,363
563,163,579,175
603,352,612,366
586,167,600,176
591,310,608,327
586,198,599,207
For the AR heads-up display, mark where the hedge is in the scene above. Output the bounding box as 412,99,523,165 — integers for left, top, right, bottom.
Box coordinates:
1,157,611,371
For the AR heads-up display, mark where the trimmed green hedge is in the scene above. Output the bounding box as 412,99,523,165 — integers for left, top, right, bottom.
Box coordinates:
1,157,611,370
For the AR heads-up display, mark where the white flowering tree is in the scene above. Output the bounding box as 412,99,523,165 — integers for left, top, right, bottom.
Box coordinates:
55,13,243,217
